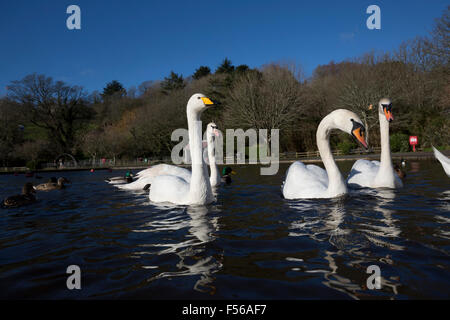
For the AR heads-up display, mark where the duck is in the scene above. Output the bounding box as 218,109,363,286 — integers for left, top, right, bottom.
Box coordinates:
106,171,134,184
282,109,368,199
347,98,403,189
3,183,36,207
35,177,70,191
148,93,217,205
119,122,221,191
432,146,450,177
221,167,236,184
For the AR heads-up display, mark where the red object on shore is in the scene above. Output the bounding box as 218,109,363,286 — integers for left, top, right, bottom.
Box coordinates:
90,169,94,172
409,136,418,152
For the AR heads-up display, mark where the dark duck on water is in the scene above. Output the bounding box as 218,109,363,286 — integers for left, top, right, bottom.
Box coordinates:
221,167,236,185
35,177,70,191
105,170,134,184
3,183,37,208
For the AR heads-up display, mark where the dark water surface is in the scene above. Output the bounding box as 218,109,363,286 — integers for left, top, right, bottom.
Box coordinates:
0,160,449,299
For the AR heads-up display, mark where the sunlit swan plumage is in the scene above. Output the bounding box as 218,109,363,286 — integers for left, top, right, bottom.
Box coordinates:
347,98,403,189
149,94,216,205
433,146,450,177
118,122,220,190
282,109,368,199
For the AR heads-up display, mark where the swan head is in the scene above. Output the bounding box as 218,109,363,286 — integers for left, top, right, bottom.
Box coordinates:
207,122,220,140
379,98,393,122
187,93,217,114
328,109,368,149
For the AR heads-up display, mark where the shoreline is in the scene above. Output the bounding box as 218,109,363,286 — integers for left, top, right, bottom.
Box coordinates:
0,150,446,175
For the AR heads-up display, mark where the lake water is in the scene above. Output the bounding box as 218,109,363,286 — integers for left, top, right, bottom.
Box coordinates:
0,160,449,299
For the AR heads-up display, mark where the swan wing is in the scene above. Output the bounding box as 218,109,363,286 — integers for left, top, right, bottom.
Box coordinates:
120,164,192,190
282,161,328,199
347,159,379,188
305,164,328,186
149,175,190,205
137,164,192,182
433,146,450,177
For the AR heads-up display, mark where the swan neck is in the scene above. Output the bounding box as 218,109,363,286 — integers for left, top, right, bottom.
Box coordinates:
187,109,212,203
316,117,346,195
207,135,220,186
378,112,394,172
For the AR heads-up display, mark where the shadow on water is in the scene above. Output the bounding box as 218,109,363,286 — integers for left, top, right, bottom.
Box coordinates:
0,160,448,299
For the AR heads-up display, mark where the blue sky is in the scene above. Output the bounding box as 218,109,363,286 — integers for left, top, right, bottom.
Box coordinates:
0,0,447,95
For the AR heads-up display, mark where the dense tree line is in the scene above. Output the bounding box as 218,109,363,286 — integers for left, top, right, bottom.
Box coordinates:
0,7,448,167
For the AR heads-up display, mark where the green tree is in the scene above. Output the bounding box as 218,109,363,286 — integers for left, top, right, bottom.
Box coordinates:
235,64,250,73
0,99,24,166
161,71,186,93
193,66,211,80
216,58,235,74
102,80,126,99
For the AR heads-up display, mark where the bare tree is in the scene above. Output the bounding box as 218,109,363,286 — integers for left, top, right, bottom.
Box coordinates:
224,64,303,152
7,74,91,154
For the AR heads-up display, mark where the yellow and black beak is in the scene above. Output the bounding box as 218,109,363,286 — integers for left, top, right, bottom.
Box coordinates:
201,97,220,106
351,121,368,149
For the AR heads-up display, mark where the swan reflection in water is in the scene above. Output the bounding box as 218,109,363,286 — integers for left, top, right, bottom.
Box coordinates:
286,191,402,298
355,188,404,250
435,190,450,240
132,204,222,294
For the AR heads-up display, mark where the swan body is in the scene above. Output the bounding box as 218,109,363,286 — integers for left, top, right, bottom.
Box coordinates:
433,146,450,177
119,123,221,191
118,164,191,190
347,98,403,189
282,109,368,199
149,94,216,205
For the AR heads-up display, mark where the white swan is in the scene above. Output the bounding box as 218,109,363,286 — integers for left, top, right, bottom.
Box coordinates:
282,109,368,199
148,93,216,205
433,146,450,177
347,98,403,189
117,122,221,190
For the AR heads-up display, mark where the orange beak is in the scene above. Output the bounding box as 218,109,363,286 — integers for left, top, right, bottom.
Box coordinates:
384,108,394,122
352,127,368,149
